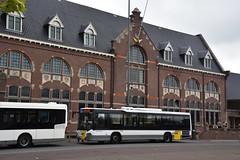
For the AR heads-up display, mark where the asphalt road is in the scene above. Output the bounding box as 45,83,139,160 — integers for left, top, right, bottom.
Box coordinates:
0,140,240,160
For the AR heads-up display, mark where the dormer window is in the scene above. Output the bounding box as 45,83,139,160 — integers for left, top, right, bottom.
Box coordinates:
6,12,24,32
81,22,97,47
198,50,212,69
164,47,173,62
204,55,212,68
185,54,193,65
85,29,95,46
180,46,193,65
48,15,64,41
159,41,174,62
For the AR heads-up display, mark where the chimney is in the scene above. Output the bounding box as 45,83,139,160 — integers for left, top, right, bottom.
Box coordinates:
130,8,143,29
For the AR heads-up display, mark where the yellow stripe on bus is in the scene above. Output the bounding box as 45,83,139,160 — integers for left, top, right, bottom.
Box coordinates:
174,130,181,140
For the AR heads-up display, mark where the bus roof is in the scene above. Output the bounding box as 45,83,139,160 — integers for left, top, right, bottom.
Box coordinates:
0,102,67,110
80,107,190,116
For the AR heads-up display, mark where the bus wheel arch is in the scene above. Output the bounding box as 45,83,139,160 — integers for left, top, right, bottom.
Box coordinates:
17,133,32,148
110,132,121,144
163,132,172,143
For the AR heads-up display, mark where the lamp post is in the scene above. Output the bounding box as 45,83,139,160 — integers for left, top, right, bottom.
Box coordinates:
126,0,131,107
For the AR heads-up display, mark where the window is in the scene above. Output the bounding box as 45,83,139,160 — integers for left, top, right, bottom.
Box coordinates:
163,75,179,88
48,15,64,41
79,92,86,101
41,88,70,106
96,93,103,102
9,86,18,97
205,81,219,93
6,12,24,32
52,89,60,99
205,103,220,126
127,96,145,107
127,46,145,64
21,86,30,97
0,51,31,70
88,92,94,101
126,68,145,84
185,54,193,65
84,29,95,47
8,86,31,102
164,47,173,62
79,92,103,108
204,55,212,68
43,58,70,75
132,96,138,104
42,88,50,98
80,63,103,80
62,90,70,99
163,99,180,112
185,101,201,127
185,78,200,91
83,23,97,47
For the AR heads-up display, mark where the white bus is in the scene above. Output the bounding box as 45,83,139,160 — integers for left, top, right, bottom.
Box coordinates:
77,107,192,143
0,102,67,147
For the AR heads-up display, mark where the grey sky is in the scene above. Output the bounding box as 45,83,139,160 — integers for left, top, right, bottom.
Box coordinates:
68,0,240,73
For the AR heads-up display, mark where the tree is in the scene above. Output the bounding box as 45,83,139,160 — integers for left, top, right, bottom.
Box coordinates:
0,0,26,14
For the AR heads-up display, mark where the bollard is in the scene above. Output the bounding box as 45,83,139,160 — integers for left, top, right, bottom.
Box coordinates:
215,131,218,140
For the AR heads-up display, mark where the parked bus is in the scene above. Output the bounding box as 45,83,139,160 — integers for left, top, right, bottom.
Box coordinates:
77,107,192,143
0,102,67,147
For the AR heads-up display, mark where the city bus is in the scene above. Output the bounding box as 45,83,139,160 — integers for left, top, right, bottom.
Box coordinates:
77,107,192,143
0,102,67,147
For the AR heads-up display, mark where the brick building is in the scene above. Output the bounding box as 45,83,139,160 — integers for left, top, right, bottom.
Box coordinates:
0,0,227,132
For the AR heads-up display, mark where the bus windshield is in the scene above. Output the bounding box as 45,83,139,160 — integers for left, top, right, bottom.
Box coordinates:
78,112,93,130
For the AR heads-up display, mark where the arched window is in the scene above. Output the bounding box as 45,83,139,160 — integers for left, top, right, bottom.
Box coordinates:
79,91,86,101
43,57,70,75
185,78,200,91
88,92,94,101
96,93,103,102
127,46,145,64
62,90,70,99
21,86,30,97
9,86,18,97
80,63,103,79
52,89,60,99
205,81,219,93
0,51,31,70
163,75,179,88
42,88,50,98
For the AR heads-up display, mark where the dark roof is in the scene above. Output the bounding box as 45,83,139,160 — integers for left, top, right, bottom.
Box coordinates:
0,0,224,73
227,73,240,100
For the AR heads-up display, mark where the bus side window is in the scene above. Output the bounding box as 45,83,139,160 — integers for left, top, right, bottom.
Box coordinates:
38,110,49,124
124,113,137,129
95,113,108,129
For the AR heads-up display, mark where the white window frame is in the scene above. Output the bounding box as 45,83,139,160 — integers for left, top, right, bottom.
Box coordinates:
83,23,97,47
48,15,64,41
204,52,213,68
6,12,24,32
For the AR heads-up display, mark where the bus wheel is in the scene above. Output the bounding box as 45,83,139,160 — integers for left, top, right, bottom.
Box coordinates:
164,133,172,143
111,133,121,144
17,134,32,148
